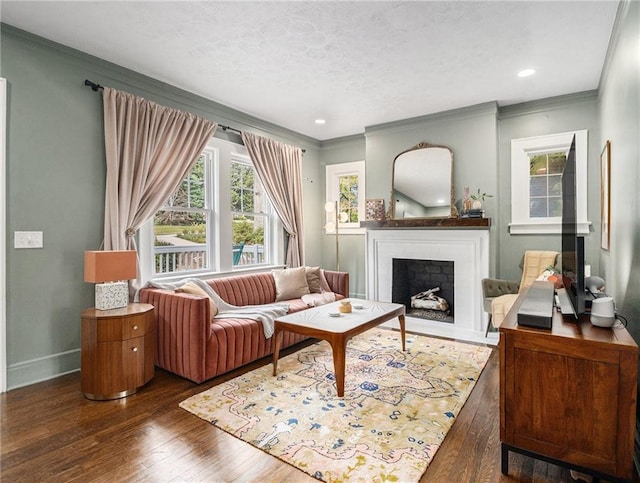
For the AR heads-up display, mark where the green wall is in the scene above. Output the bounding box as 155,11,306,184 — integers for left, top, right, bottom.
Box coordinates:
319,103,501,298
365,102,500,282
496,92,601,281
598,1,640,345
318,135,366,297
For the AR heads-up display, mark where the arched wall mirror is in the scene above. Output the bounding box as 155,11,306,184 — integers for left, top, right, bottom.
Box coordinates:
391,142,456,219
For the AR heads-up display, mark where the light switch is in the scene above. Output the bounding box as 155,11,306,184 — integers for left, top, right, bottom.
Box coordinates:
14,231,43,249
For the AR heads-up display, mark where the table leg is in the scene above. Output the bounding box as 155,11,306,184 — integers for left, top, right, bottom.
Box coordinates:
398,314,406,351
329,336,347,397
272,326,284,376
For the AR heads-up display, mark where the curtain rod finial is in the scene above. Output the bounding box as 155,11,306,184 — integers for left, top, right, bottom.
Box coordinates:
84,79,103,92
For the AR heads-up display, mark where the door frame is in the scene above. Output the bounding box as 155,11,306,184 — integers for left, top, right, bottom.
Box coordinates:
1,77,7,392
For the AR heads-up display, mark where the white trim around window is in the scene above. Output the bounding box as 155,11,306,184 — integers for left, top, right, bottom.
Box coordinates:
509,130,591,235
325,160,366,235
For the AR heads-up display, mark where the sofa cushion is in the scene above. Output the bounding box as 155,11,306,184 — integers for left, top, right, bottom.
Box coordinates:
273,267,310,302
176,281,219,316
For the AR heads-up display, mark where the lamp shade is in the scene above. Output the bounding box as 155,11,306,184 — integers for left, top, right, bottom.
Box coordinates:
84,250,137,283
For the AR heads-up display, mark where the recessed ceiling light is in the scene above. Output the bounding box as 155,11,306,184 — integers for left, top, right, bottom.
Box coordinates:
314,119,326,125
518,69,536,78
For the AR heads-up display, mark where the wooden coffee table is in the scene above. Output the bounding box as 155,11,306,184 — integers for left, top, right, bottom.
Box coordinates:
272,299,406,397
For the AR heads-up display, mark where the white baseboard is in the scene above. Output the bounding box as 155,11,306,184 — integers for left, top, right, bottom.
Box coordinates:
7,349,80,390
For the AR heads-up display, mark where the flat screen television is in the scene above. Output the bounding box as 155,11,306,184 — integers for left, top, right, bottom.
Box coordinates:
561,135,586,318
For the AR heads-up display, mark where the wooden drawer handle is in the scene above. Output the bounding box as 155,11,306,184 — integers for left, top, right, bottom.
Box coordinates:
132,347,138,352
132,325,138,331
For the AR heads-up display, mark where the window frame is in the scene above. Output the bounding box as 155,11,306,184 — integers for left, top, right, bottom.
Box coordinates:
325,160,366,235
139,138,283,283
230,153,273,267
510,130,590,235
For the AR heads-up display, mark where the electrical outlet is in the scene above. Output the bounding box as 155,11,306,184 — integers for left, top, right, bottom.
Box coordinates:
14,231,43,249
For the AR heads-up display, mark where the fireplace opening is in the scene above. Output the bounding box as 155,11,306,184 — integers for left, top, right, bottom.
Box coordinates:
392,258,454,323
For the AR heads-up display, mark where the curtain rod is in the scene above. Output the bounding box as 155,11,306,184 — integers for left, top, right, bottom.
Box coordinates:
220,124,242,136
83,79,305,154
84,79,103,91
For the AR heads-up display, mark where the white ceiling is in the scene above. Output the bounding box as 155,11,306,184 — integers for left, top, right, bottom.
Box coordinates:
1,1,619,141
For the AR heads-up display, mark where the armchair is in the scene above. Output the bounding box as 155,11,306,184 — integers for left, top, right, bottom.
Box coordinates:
482,250,559,336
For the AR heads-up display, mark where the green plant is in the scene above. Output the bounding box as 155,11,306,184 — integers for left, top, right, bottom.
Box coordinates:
470,189,493,201
178,224,206,243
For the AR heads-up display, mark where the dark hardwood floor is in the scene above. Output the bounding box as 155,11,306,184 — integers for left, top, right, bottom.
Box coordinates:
0,336,618,482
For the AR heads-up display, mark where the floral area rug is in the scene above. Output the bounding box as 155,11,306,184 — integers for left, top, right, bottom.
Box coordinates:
179,328,492,482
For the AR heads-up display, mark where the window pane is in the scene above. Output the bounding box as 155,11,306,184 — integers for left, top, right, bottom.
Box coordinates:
530,198,548,218
528,151,566,220
167,156,205,209
231,162,255,212
339,174,359,222
232,214,266,265
231,158,270,267
547,152,567,174
153,210,208,273
548,174,562,196
529,154,548,175
549,197,562,217
529,177,547,197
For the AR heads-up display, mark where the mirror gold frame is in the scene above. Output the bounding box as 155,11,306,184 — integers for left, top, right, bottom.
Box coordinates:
391,142,457,219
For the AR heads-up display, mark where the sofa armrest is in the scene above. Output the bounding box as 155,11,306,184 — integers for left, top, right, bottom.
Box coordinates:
138,287,211,383
323,270,349,298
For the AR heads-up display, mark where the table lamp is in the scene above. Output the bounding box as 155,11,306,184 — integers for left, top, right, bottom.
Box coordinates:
84,250,137,310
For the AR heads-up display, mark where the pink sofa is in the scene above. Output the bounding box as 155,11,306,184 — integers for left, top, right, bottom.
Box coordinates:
139,270,349,383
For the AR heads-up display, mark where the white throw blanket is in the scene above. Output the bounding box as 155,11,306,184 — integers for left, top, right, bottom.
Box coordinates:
144,278,289,338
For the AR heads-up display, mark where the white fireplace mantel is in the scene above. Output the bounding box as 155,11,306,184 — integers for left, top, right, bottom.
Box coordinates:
365,227,490,343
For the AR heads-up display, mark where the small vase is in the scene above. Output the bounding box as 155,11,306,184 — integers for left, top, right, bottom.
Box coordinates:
472,200,482,210
462,187,472,213
339,300,352,313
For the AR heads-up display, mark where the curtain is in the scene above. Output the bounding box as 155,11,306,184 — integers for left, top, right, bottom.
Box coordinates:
102,87,217,253
241,132,305,268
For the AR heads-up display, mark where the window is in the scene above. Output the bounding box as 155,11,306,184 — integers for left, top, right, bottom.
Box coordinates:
510,130,590,234
153,152,211,274
528,150,565,218
231,156,271,266
140,138,280,280
325,161,365,234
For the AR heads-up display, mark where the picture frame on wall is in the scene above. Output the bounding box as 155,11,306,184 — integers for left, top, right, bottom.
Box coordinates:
600,140,611,250
365,199,385,221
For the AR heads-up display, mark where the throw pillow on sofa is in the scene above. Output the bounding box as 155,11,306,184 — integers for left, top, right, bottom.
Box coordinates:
176,282,219,316
305,266,332,293
273,266,311,301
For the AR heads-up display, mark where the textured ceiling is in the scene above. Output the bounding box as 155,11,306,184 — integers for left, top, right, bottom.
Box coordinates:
1,1,619,140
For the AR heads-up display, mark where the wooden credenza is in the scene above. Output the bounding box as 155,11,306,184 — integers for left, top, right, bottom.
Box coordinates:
81,303,154,400
500,291,638,481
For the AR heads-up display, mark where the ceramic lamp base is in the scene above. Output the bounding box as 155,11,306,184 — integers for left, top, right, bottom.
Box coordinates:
95,281,129,310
